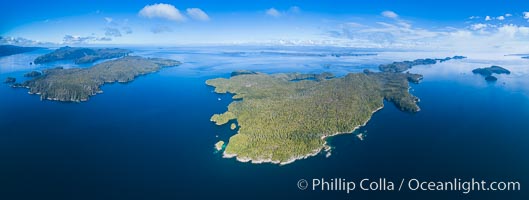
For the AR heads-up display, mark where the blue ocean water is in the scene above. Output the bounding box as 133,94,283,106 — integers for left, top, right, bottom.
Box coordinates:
0,47,528,199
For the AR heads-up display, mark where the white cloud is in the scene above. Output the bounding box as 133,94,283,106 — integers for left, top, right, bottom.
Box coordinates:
264,7,301,18
505,13,512,17
381,11,399,19
497,16,505,21
266,8,281,17
139,3,185,21
485,16,492,21
524,12,529,19
469,16,480,19
470,23,488,30
497,24,529,38
186,8,209,21
104,17,113,23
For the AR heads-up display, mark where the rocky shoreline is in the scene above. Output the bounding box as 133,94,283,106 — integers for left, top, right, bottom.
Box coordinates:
220,105,384,165
14,56,181,102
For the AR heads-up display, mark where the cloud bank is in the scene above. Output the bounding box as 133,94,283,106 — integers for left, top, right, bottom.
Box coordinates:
0,36,52,46
63,35,111,44
328,16,529,52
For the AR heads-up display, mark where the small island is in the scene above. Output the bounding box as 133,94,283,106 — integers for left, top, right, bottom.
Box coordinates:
485,76,498,82
15,56,180,102
34,46,132,64
439,55,466,62
356,131,367,141
24,71,42,77
215,141,225,151
472,65,511,82
0,45,44,57
4,77,16,83
230,123,237,130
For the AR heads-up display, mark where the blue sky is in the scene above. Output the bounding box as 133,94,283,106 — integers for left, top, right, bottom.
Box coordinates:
2,0,529,51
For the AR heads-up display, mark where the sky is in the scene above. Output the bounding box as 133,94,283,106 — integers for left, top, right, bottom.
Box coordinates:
2,0,529,52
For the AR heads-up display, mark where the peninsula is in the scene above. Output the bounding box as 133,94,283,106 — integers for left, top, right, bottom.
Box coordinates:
34,46,131,64
14,56,180,102
379,56,466,73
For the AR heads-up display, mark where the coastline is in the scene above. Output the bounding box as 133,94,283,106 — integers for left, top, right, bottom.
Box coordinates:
12,57,179,103
221,104,385,165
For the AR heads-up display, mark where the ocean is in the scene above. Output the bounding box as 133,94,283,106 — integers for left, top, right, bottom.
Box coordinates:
0,46,528,199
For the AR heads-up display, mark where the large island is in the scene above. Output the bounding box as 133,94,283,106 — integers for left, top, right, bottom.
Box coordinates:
207,69,422,165
34,46,132,64
0,45,44,57
14,56,180,102
207,56,467,165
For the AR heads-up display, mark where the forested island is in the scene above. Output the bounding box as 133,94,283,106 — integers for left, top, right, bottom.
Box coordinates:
14,56,180,102
472,65,511,82
4,77,16,83
34,46,131,64
231,70,335,81
0,45,44,57
379,56,466,73
215,141,225,151
207,67,423,165
207,55,469,165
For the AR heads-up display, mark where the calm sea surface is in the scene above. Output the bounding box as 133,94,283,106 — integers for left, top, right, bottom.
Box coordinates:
0,47,528,199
